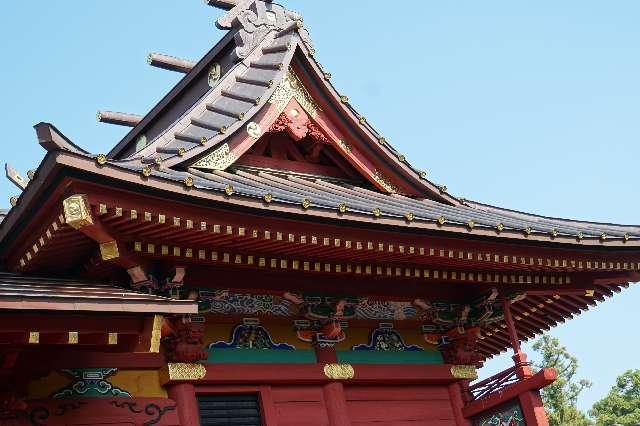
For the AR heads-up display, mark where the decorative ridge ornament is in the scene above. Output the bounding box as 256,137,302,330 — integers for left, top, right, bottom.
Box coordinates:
268,68,320,118
209,0,314,61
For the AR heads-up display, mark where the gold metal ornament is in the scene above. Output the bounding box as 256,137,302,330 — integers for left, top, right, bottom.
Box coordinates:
378,137,386,145
437,215,446,226
623,233,630,242
9,196,18,207
337,139,352,153
524,226,532,236
154,157,162,166
269,68,320,118
600,233,607,242
184,176,194,188
437,185,447,193
263,193,273,203
323,363,355,380
550,228,559,238
372,207,381,217
373,169,398,193
247,122,262,138
99,241,120,261
405,212,414,222
63,194,94,229
191,143,237,171
177,147,186,156
418,170,427,179
450,365,478,380
200,137,208,146
359,116,366,124
576,232,584,241
467,220,475,230
149,315,163,353
224,185,234,196
161,363,207,384
96,154,107,165
496,223,505,233
340,95,349,103
323,72,332,80
338,203,348,213
301,198,311,209
397,155,406,162
141,166,152,177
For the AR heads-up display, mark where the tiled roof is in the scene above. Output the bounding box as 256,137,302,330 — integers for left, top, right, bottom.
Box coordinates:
0,273,197,314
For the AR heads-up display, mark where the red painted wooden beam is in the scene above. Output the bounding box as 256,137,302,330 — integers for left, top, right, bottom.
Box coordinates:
166,363,466,387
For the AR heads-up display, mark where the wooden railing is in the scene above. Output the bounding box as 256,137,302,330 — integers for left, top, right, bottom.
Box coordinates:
463,363,529,403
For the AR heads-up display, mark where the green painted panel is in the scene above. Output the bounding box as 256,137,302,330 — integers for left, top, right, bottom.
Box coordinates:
336,350,444,365
206,348,317,364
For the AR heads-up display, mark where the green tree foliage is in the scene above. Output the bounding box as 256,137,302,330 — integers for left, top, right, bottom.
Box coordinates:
532,335,592,426
589,369,640,425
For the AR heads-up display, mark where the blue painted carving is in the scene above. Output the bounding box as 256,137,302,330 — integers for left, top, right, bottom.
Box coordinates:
52,368,131,399
352,327,423,352
475,402,525,425
210,323,295,350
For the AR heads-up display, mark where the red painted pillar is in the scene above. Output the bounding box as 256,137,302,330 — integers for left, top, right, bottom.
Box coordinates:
167,383,200,426
448,382,472,426
315,346,338,363
519,390,549,426
323,382,351,426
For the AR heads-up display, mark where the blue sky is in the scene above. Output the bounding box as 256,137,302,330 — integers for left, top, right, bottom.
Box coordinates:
1,1,638,412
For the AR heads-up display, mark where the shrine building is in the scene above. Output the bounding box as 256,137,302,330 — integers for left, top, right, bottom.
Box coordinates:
0,1,638,425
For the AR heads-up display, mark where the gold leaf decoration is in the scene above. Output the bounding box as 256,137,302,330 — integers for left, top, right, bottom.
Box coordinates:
323,364,355,380
191,143,237,171
268,68,320,118
450,365,478,380
373,168,398,193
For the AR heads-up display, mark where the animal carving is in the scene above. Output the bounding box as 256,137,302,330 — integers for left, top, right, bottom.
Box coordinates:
162,316,208,363
439,327,484,367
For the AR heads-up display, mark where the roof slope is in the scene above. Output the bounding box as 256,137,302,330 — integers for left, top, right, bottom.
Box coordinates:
0,272,197,313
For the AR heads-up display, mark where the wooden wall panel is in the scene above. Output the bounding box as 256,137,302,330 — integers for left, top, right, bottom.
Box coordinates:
345,385,455,425
272,385,330,426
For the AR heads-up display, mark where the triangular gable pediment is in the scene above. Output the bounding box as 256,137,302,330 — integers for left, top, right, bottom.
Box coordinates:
111,0,459,204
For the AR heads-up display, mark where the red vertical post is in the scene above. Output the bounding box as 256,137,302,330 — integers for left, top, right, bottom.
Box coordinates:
518,390,549,426
167,383,200,426
448,382,472,426
502,296,532,379
323,382,351,426
315,346,338,363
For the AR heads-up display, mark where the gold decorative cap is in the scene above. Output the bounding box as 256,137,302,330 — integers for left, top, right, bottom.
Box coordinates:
405,212,414,222
224,184,234,196
600,233,607,242
467,220,475,230
177,147,186,156
496,223,505,233
141,166,152,177
372,207,381,217
623,233,630,242
263,192,273,203
338,203,348,214
378,137,386,145
301,198,311,209
340,95,349,103
550,228,559,238
95,154,107,165
576,231,584,241
437,215,446,226
184,176,194,188
524,226,532,236
200,137,208,145
323,72,332,80
9,196,18,207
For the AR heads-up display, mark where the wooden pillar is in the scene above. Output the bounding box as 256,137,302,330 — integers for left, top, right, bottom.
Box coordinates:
502,296,532,379
315,346,338,363
448,382,472,426
323,382,351,426
518,389,549,426
167,383,200,426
